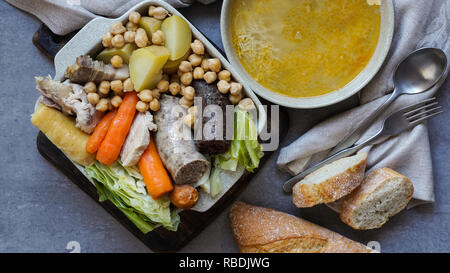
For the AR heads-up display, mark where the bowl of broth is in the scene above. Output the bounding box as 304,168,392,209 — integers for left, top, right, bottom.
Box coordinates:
221,0,394,108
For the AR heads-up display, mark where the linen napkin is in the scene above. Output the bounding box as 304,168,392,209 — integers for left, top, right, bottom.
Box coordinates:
277,0,450,208
6,0,216,36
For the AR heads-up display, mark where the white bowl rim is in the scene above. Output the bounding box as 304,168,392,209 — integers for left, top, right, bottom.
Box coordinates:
220,0,395,109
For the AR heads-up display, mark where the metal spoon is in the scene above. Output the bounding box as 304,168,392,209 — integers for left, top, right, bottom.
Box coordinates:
329,47,447,155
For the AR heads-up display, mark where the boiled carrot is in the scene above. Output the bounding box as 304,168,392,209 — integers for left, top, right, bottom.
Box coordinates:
86,109,117,154
96,92,139,165
138,135,174,199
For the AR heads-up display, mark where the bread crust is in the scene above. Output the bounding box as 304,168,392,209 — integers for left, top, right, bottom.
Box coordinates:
293,153,368,208
339,168,414,230
229,202,375,253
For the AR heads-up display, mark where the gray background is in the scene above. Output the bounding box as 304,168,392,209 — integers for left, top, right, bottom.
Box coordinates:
1,0,449,253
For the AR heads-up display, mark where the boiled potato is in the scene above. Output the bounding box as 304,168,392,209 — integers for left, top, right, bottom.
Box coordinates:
129,45,170,91
161,15,192,61
163,48,191,74
96,43,137,64
139,17,162,38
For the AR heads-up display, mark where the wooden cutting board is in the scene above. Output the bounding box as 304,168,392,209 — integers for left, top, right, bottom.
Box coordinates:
33,24,289,252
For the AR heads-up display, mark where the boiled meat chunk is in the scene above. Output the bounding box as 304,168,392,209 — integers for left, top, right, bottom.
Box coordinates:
120,112,157,166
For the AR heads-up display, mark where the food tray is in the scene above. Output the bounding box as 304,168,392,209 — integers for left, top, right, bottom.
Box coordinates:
33,0,283,251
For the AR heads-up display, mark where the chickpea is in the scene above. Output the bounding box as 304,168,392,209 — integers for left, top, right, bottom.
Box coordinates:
238,98,255,111
135,28,149,48
126,21,138,31
188,54,202,67
157,80,170,92
111,22,126,35
138,89,153,102
169,82,181,95
201,59,210,71
180,84,187,95
218,70,231,82
96,98,110,112
230,82,243,96
87,92,100,105
123,78,134,92
149,99,161,112
180,72,193,86
124,30,136,43
148,5,156,16
111,95,123,108
111,34,125,48
191,39,205,55
208,58,221,73
128,11,141,24
183,114,194,128
102,32,113,48
188,106,197,117
229,93,243,105
177,69,184,78
99,81,111,95
136,101,148,113
84,82,97,93
203,71,217,84
152,7,169,20
193,67,205,80
179,96,193,108
183,86,195,101
151,89,161,99
217,80,231,94
179,61,193,73
152,30,165,45
110,55,123,68
110,80,123,95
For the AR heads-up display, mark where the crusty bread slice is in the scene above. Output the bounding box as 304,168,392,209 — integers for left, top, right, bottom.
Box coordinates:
229,202,376,253
340,168,414,230
293,152,368,208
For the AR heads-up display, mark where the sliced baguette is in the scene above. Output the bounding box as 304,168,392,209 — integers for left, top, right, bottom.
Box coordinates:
293,152,368,208
229,202,375,253
340,168,414,230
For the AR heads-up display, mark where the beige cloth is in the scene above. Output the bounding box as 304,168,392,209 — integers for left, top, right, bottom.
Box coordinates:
6,0,216,35
277,0,450,207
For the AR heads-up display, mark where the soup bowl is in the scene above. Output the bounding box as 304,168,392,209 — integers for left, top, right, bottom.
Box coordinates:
221,0,395,109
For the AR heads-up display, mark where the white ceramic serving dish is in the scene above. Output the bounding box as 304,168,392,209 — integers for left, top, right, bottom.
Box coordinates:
220,0,395,109
43,0,267,213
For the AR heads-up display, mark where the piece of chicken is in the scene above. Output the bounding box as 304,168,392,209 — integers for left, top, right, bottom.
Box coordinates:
120,112,158,167
35,76,103,134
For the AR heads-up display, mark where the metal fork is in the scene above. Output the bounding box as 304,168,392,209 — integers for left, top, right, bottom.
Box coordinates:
283,97,443,193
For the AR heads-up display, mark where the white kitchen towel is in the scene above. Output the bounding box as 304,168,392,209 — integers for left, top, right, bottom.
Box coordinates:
6,0,216,35
277,0,450,208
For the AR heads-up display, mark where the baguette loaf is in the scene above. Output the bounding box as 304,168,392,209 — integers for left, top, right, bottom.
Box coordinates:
229,202,375,253
293,152,367,208
340,168,414,230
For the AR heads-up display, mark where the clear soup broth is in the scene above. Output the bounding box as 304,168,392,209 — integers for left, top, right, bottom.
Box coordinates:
231,0,381,98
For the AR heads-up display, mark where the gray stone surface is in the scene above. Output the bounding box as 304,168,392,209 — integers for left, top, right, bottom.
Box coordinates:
0,0,449,253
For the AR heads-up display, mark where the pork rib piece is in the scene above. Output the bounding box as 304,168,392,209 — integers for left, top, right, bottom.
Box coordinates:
65,55,129,84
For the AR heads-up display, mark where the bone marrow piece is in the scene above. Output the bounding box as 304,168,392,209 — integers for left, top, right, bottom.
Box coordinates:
154,95,210,185
65,55,130,84
191,80,231,155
